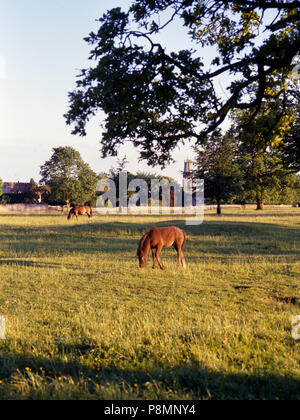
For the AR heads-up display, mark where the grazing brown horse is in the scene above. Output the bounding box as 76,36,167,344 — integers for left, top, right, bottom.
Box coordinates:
137,226,186,269
67,205,92,220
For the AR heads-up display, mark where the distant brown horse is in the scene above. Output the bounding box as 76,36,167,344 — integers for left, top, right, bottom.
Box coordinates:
137,226,186,269
67,205,92,220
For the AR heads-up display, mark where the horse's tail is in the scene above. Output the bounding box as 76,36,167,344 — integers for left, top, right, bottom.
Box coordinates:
89,206,92,218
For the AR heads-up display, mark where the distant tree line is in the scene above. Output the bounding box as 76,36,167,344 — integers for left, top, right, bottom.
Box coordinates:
100,156,179,207
1,116,299,210
0,147,179,207
194,106,300,214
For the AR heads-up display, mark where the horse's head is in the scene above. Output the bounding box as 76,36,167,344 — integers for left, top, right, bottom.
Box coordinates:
137,247,147,268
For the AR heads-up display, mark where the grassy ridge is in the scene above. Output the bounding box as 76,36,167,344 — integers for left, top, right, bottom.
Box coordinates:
0,209,299,399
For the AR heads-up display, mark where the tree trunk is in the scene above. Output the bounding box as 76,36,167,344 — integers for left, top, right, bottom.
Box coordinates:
256,197,264,210
256,176,264,210
66,199,71,212
37,192,42,203
217,202,222,215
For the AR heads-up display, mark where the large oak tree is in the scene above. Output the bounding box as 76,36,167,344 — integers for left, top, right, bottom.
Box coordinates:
65,0,300,166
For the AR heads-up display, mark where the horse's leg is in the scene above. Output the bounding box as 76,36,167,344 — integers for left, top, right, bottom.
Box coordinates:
156,244,164,270
180,250,186,268
173,242,180,268
152,248,157,269
175,240,186,268
179,241,186,268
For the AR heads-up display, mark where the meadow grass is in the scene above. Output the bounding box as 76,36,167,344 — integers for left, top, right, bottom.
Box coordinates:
0,208,299,399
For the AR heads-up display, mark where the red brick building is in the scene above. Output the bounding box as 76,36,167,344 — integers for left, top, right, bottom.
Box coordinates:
1,182,31,195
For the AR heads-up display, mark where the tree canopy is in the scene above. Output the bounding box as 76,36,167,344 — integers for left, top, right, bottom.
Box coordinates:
100,157,180,206
194,130,243,214
194,124,300,211
280,91,300,172
65,0,300,166
29,179,51,204
40,147,98,206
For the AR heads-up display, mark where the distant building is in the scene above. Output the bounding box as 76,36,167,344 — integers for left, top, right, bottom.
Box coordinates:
183,159,193,193
1,182,31,195
183,159,193,181
182,159,196,206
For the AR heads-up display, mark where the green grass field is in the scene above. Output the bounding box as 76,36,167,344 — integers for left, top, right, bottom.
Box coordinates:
0,208,299,400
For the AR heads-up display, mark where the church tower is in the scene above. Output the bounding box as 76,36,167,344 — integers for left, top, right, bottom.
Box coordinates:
182,159,194,205
183,159,193,180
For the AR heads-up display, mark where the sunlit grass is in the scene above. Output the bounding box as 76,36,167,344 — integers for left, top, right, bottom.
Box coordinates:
0,207,299,399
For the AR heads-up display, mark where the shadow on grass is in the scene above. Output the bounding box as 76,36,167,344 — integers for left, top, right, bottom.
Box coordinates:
0,259,63,269
205,211,300,218
0,218,299,261
0,213,64,218
0,344,299,400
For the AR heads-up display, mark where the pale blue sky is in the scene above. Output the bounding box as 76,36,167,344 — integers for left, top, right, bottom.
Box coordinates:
0,1,265,184
0,0,203,183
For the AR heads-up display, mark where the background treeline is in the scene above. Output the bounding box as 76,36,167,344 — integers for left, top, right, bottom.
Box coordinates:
194,104,300,214
0,150,177,207
194,129,300,214
1,103,300,210
1,140,299,210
